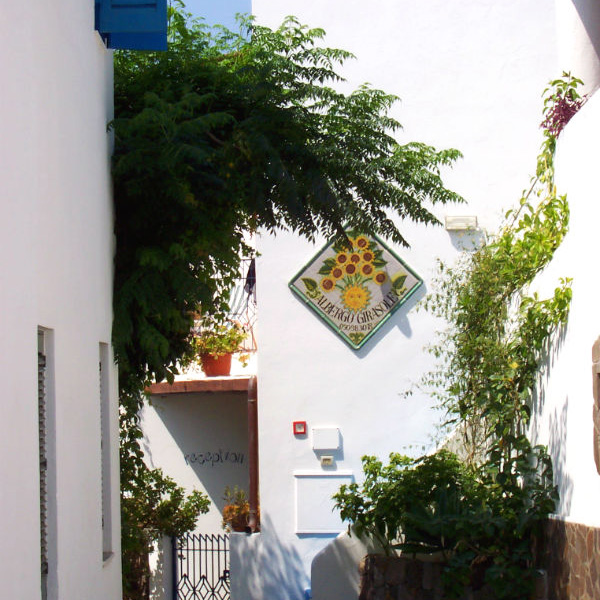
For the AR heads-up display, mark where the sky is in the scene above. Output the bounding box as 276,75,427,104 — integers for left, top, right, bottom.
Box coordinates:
180,0,251,31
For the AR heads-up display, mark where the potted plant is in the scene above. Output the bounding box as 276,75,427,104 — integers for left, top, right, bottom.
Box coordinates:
221,486,259,532
192,318,248,377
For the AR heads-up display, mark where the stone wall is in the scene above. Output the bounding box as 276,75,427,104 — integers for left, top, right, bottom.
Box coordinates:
359,555,548,600
540,520,600,600
358,555,496,600
359,520,600,600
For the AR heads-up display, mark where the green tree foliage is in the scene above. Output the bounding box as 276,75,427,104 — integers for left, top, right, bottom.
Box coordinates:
113,9,463,598
111,10,463,386
335,75,582,600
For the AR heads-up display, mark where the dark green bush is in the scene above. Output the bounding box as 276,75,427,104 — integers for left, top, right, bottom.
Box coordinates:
335,447,557,599
334,450,483,557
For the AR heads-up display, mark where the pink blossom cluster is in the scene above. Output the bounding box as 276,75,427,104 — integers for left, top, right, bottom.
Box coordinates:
541,92,586,137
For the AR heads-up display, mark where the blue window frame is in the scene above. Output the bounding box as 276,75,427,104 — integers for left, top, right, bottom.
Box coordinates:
95,0,168,51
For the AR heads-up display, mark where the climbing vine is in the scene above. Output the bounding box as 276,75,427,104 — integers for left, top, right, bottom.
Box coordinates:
424,74,579,464
335,74,583,600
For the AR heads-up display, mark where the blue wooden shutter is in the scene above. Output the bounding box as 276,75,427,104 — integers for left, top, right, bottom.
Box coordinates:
96,0,168,51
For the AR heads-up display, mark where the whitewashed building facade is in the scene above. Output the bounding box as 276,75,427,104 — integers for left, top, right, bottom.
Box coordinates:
142,2,600,599
240,1,600,599
0,1,167,599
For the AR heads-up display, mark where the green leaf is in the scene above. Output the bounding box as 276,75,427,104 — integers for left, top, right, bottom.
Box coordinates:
302,277,318,292
392,274,407,292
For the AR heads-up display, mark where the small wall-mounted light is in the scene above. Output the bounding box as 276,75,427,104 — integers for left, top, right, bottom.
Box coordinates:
320,455,334,467
445,215,478,231
293,421,307,435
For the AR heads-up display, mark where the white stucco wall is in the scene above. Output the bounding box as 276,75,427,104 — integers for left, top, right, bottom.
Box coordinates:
253,0,557,232
144,391,250,600
530,89,600,527
0,2,120,599
142,392,250,533
310,532,383,600
238,2,560,599
556,0,600,94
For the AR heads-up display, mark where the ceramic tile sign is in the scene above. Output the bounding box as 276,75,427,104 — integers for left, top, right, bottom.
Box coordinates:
289,231,423,349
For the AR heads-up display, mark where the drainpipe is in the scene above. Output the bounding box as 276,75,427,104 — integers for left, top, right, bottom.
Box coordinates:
247,376,259,532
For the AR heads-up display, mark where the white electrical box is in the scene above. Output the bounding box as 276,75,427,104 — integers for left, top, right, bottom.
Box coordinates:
312,427,340,450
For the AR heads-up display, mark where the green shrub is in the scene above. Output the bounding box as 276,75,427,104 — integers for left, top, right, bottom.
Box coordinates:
335,447,557,599
334,450,483,557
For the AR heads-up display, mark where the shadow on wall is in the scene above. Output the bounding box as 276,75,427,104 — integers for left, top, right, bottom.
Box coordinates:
231,515,308,600
149,535,173,600
312,431,345,466
143,392,250,515
311,531,385,600
354,282,427,360
573,0,600,68
531,322,573,516
447,228,486,252
549,398,573,516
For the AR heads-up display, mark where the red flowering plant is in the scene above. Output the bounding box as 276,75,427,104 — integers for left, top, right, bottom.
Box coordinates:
540,71,586,137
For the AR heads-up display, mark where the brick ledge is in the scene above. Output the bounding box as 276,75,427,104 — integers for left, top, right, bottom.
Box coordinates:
147,377,251,395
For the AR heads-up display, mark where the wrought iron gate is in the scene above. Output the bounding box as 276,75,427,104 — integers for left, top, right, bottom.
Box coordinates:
174,533,230,600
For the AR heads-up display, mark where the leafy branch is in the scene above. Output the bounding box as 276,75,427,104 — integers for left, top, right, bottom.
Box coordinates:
111,11,463,387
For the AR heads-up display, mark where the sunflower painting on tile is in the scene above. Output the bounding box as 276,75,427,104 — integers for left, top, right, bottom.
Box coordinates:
289,230,423,349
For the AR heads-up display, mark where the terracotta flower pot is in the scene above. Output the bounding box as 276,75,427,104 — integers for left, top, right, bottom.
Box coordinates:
222,502,260,532
222,503,249,532
200,353,232,377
